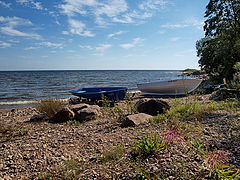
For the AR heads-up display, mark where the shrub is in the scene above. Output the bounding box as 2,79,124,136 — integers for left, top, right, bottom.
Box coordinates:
131,135,165,160
36,99,64,118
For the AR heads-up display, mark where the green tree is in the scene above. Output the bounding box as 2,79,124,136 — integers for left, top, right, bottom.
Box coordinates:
197,0,240,81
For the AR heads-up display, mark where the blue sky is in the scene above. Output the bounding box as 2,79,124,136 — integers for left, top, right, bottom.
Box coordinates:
0,0,208,70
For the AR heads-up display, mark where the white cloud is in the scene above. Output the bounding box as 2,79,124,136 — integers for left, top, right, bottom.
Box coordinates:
38,42,63,48
16,0,44,10
161,24,188,29
79,43,112,56
108,31,125,38
0,16,42,39
65,19,95,37
170,37,180,41
79,45,94,50
24,46,40,50
95,44,112,52
161,18,204,29
95,0,128,18
0,41,11,48
120,38,144,49
59,0,171,26
59,0,98,16
0,1,11,8
0,16,32,26
139,0,169,10
0,26,41,39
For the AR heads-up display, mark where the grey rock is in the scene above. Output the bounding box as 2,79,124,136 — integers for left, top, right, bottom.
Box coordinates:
76,105,101,121
50,107,75,123
135,99,170,116
121,113,153,127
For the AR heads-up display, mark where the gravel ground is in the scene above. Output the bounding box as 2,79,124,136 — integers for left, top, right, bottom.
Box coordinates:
0,96,239,179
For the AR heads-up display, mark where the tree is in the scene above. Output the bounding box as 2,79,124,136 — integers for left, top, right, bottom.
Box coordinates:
197,0,240,81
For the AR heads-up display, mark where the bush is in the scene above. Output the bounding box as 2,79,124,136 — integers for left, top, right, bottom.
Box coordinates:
36,99,65,118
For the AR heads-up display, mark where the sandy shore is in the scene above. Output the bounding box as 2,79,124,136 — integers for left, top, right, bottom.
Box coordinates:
0,95,239,179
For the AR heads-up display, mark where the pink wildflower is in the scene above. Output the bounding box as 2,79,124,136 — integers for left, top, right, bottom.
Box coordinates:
160,130,186,145
205,151,231,170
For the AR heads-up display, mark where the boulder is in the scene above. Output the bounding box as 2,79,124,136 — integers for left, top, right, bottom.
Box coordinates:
50,107,75,123
70,103,90,113
121,113,152,127
135,99,170,116
76,105,101,121
30,114,48,122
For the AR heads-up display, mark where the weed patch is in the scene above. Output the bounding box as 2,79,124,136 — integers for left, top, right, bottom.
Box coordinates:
99,144,125,162
131,135,165,160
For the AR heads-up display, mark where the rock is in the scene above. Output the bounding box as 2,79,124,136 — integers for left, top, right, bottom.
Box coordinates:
209,89,226,101
29,114,48,122
70,103,90,112
121,113,152,127
50,107,75,123
76,105,101,121
135,99,170,116
209,88,240,101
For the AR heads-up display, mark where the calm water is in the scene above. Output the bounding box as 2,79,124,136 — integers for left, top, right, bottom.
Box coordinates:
0,70,182,107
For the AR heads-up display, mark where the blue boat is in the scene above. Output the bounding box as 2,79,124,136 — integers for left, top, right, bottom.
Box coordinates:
69,87,128,101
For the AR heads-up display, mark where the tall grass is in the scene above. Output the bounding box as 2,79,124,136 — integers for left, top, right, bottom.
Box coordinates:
36,99,65,118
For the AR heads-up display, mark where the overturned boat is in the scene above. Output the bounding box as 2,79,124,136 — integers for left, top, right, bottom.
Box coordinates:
137,79,202,96
69,87,128,101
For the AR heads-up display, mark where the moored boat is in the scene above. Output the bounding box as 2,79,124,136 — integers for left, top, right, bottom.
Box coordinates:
137,79,202,95
69,87,128,101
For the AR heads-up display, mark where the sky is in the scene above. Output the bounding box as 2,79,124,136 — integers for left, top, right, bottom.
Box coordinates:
0,0,209,70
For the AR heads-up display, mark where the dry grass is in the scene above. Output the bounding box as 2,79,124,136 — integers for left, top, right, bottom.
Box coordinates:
36,99,65,118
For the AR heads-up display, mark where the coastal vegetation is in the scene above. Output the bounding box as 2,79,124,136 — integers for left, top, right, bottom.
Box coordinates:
196,0,240,82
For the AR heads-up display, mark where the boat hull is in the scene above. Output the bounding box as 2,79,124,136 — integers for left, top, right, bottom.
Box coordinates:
69,87,128,101
137,79,202,95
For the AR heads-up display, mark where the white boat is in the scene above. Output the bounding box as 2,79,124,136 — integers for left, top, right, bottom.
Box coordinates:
137,79,202,95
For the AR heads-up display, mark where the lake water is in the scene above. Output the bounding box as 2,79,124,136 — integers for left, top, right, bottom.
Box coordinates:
0,70,182,108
